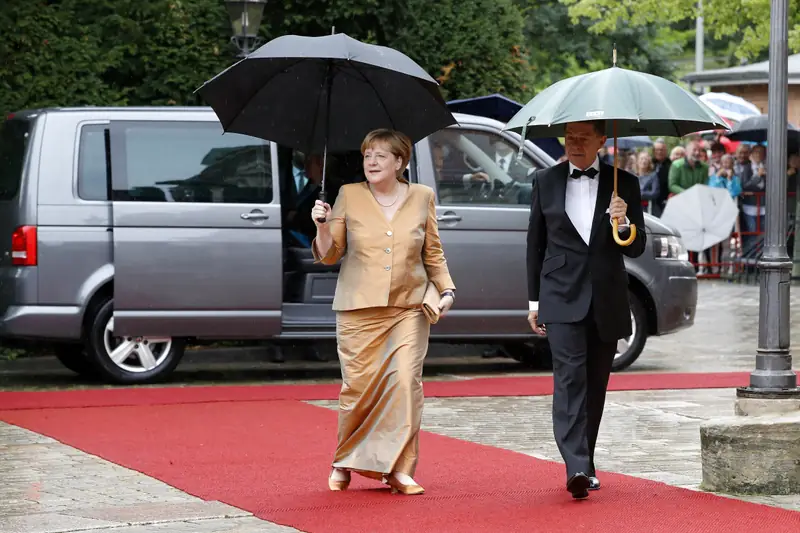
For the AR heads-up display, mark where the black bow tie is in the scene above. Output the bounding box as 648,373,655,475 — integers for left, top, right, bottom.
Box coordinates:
570,167,598,179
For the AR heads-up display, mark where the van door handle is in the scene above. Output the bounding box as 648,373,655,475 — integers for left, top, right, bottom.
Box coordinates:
437,214,462,223
241,212,269,220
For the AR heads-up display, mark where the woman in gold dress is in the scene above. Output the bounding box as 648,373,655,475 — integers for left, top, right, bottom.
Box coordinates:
311,129,455,496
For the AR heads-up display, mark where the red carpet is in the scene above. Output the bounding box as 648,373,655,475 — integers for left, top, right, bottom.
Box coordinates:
2,399,798,532
1,371,786,410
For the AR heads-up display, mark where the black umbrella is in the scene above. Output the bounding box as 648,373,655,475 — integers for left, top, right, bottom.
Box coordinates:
726,115,800,149
196,33,456,220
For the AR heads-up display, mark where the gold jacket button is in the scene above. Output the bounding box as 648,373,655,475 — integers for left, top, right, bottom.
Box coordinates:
385,265,391,271
386,230,393,236
385,247,391,253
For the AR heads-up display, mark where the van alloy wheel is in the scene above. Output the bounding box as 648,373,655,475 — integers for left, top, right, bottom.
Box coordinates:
615,311,636,362
103,317,173,373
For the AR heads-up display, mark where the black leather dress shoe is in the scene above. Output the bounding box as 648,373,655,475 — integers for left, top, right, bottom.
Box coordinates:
588,476,601,491
566,473,591,499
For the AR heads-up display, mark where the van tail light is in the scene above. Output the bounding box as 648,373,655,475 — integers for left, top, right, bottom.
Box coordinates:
11,226,37,266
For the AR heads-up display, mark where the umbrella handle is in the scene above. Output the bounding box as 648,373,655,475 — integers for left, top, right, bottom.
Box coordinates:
316,190,327,224
611,119,636,246
612,219,637,245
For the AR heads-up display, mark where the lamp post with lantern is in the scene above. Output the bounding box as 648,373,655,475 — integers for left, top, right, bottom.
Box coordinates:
225,0,267,58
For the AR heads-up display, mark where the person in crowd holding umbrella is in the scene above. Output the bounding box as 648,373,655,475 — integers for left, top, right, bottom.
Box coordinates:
311,128,455,496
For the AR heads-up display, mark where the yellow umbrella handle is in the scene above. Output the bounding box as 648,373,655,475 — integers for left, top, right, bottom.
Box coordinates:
611,120,636,246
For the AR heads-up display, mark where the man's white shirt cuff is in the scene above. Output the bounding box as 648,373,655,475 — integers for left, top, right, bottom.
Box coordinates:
529,301,538,312
607,214,630,231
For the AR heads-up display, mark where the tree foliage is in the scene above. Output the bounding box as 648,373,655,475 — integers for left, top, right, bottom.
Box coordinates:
561,0,800,61
258,0,537,101
0,0,535,114
517,0,681,92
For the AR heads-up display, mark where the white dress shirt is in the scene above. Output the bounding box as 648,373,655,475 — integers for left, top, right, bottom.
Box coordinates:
529,157,629,312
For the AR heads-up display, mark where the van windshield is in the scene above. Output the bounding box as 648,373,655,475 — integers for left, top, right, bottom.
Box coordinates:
0,117,31,201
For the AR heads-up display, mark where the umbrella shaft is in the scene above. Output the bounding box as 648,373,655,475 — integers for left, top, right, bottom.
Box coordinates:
613,120,618,195
321,143,328,192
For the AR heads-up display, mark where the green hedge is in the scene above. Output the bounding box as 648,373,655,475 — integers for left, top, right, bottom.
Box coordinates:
0,0,539,115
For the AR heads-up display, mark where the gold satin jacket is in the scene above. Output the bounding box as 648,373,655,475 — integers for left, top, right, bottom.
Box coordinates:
312,181,455,312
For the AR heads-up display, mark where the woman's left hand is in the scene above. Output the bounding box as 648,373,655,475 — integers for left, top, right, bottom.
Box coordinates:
438,294,454,317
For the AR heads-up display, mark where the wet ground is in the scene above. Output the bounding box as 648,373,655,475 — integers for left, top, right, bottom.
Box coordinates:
2,280,800,532
0,280,795,391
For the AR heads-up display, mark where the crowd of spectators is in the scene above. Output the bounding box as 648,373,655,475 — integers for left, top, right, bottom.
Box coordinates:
598,136,800,275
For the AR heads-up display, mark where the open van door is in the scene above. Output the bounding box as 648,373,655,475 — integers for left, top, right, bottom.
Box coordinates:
108,117,282,339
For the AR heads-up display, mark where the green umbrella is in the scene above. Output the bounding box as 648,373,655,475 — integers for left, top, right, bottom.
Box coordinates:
504,51,729,246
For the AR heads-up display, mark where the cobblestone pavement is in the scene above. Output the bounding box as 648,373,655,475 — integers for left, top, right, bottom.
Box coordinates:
3,281,800,531
0,423,301,533
4,281,799,391
312,388,800,512
635,280,800,373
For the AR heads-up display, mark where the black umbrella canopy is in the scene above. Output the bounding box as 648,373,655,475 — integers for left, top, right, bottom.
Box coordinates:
196,33,457,154
726,114,800,145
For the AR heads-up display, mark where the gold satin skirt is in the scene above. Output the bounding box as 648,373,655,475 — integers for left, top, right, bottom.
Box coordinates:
332,306,430,478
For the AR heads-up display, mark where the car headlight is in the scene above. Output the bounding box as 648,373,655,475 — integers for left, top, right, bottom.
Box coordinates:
652,235,689,261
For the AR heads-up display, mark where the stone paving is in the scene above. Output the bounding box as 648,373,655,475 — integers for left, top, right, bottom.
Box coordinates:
3,281,800,531
0,423,301,533
312,388,800,512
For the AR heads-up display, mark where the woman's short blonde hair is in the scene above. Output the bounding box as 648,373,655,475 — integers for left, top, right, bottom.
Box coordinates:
361,129,412,176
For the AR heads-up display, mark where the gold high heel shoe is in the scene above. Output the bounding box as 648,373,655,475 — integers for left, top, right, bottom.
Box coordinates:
385,474,425,495
328,469,351,491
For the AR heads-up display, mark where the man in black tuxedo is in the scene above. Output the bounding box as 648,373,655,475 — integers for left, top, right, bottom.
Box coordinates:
526,120,646,499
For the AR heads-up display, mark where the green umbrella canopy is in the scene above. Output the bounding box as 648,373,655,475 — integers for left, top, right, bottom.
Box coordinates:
504,66,729,139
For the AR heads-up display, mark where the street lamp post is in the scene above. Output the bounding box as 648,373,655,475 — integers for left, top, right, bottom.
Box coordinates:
225,0,267,58
737,0,800,401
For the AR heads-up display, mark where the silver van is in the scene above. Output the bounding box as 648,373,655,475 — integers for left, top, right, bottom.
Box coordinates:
0,107,697,384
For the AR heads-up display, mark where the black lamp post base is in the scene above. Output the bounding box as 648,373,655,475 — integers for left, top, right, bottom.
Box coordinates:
737,386,800,399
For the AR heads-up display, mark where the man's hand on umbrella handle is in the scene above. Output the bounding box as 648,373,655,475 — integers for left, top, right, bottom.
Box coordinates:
609,194,628,225
312,200,331,226
528,311,546,335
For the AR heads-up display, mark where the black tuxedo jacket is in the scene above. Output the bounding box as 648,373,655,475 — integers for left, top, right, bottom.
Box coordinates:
526,160,646,341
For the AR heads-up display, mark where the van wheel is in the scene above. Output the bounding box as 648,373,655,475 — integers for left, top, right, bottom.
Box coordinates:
612,291,648,372
505,341,552,369
510,291,647,373
53,344,97,378
85,298,185,384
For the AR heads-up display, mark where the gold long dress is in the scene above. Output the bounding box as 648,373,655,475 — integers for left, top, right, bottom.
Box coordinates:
312,180,455,478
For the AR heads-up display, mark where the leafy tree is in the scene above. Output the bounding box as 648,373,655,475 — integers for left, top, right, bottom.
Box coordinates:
260,0,537,101
561,0,800,61
517,0,681,91
1,0,536,113
70,0,233,106
0,0,125,113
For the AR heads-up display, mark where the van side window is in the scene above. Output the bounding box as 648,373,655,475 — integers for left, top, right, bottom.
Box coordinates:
429,129,538,207
111,122,272,204
77,125,110,201
0,118,31,201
